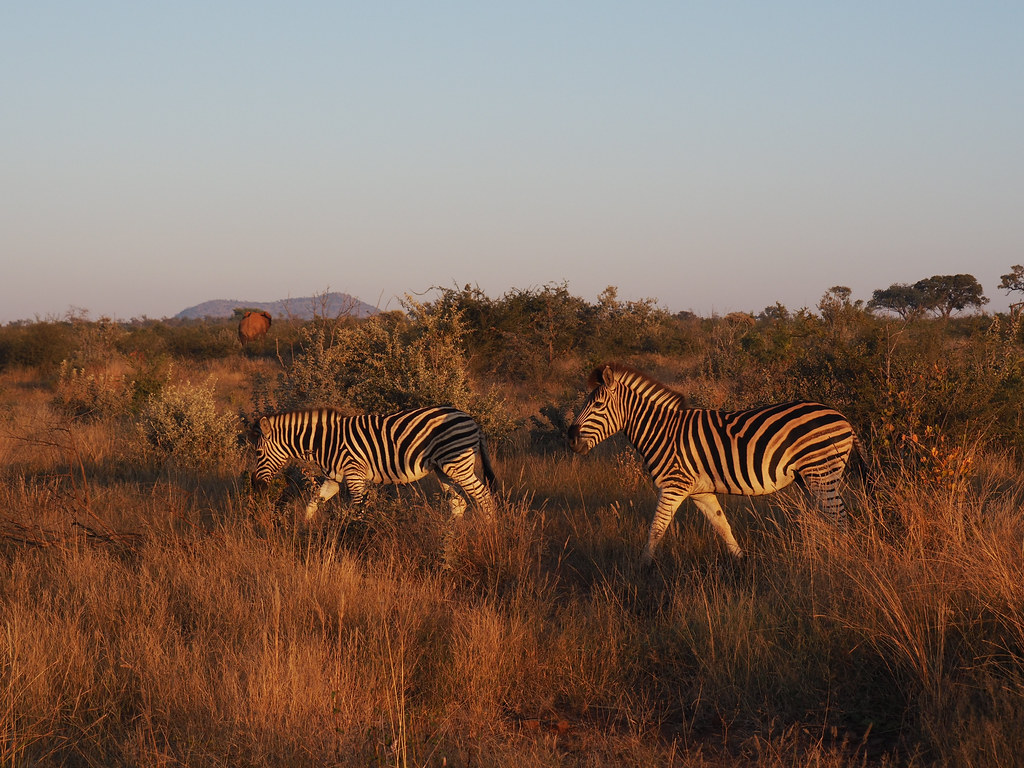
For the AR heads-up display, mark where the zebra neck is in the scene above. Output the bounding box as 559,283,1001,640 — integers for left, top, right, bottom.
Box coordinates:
288,410,346,463
620,397,678,460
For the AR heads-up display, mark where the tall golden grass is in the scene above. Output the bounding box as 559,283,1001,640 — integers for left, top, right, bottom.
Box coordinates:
2,368,1023,767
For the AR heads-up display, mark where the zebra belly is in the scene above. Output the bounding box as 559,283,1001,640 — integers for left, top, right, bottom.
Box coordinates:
707,471,796,497
369,466,431,485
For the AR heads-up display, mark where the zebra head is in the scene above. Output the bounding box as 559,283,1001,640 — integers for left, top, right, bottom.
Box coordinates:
568,364,626,455
252,415,290,487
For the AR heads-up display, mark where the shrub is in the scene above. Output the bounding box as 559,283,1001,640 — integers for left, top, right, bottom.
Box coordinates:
140,379,239,470
253,316,359,414
529,394,585,452
53,361,134,421
163,323,239,360
0,321,79,373
253,298,518,446
347,299,475,412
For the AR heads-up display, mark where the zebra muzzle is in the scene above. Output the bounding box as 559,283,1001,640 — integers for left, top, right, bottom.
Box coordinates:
567,426,590,455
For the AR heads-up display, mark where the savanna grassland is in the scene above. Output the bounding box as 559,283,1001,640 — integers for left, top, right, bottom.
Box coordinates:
2,286,1024,767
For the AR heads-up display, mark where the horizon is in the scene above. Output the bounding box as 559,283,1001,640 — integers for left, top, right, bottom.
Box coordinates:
4,279,1012,325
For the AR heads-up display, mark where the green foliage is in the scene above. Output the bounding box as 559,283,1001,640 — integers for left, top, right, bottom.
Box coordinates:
347,299,475,413
254,315,358,413
912,274,988,318
529,392,587,452
140,379,240,469
126,353,175,411
162,324,240,359
586,286,675,357
0,315,250,379
116,318,255,361
40,316,179,421
868,283,926,320
425,283,677,381
0,320,79,373
999,264,1024,295
254,297,518,445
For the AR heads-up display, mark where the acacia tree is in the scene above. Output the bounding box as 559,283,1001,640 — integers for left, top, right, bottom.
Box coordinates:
868,283,927,320
999,265,1024,295
913,274,988,318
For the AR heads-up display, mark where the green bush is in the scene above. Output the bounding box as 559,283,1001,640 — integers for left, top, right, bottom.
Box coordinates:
252,298,518,445
140,379,239,470
253,316,359,413
0,321,78,373
163,323,239,360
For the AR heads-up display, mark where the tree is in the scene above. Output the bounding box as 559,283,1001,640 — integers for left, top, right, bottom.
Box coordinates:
867,283,926,320
531,283,584,365
817,286,864,343
818,286,863,324
488,282,586,378
758,302,790,322
999,265,1024,295
913,274,988,318
589,286,669,355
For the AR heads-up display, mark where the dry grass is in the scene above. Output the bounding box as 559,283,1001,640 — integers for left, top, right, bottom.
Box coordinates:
2,368,1023,767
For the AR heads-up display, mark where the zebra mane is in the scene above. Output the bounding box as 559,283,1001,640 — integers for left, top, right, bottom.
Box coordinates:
268,406,347,418
588,363,690,409
259,406,350,432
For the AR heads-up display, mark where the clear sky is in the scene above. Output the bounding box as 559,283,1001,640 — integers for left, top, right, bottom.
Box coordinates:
3,2,1022,322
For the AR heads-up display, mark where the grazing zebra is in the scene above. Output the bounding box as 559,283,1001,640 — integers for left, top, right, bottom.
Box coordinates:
568,363,856,563
252,406,497,521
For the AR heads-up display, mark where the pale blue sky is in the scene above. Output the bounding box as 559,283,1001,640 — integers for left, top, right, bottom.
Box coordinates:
2,2,1022,322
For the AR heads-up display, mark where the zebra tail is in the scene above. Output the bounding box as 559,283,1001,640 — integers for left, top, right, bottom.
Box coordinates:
849,434,873,488
479,437,498,490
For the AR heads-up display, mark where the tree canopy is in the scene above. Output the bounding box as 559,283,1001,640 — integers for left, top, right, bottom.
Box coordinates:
999,265,1024,295
912,274,988,318
868,284,926,320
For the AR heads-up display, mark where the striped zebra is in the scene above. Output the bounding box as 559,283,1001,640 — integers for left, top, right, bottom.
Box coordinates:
253,406,497,521
568,363,856,563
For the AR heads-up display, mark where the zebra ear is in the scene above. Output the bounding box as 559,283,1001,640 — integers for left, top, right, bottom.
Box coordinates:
259,416,272,437
601,365,617,387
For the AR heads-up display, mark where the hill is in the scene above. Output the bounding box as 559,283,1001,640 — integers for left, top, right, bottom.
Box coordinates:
175,292,378,320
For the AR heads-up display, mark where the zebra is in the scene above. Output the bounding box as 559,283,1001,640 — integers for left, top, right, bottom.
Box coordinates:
252,406,498,521
567,363,857,563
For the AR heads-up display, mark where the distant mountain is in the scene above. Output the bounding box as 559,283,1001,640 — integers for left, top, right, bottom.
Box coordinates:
175,292,378,321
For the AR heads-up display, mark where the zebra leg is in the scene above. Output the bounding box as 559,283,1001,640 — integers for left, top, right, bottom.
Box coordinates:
438,454,496,520
432,465,468,518
690,493,744,558
442,479,470,518
305,479,340,522
345,476,369,506
798,469,848,527
641,490,688,565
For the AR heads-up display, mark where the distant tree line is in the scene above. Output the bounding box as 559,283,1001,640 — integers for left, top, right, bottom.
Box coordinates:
2,270,1023,464
867,274,989,320
0,270,1014,378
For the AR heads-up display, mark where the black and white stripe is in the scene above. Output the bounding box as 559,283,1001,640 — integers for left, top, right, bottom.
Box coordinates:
253,406,497,521
568,363,856,562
